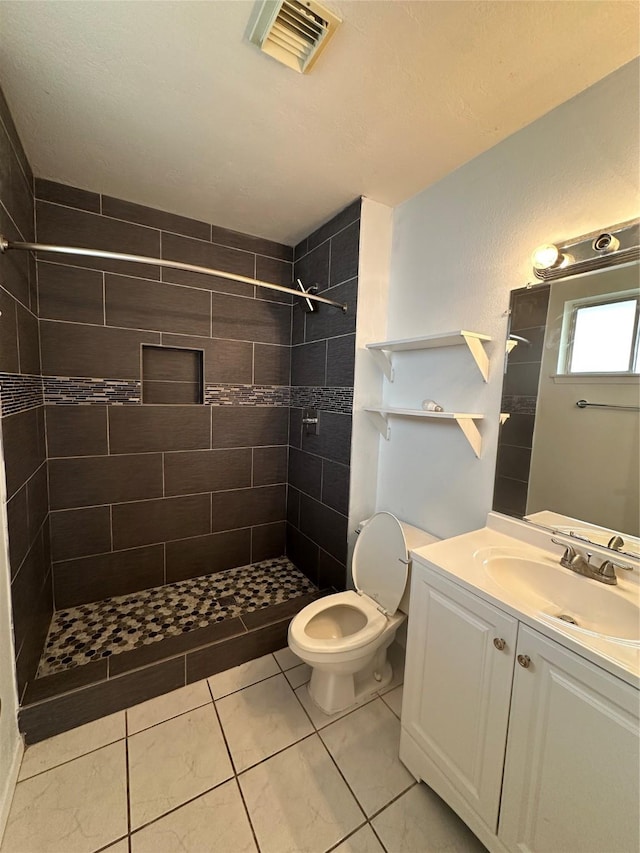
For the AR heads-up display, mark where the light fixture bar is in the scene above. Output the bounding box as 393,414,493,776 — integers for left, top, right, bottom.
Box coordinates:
531,219,640,281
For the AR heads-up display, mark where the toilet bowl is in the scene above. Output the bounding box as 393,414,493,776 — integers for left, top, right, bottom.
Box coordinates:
288,511,438,715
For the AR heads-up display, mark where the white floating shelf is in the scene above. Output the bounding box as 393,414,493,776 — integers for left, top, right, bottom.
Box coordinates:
364,407,484,457
366,330,492,382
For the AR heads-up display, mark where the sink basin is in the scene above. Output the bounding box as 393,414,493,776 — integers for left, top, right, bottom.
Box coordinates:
475,548,640,643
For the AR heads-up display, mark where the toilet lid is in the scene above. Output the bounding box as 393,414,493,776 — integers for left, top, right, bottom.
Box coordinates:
352,512,409,615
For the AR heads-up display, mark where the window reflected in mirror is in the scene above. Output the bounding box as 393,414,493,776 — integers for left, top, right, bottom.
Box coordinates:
562,293,639,375
494,262,640,547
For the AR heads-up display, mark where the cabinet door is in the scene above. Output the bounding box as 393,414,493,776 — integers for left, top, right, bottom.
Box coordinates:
499,625,640,853
402,564,518,831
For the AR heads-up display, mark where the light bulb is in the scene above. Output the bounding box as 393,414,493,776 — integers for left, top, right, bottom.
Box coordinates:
531,243,560,270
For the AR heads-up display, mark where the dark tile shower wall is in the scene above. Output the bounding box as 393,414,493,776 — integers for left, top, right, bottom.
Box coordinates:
494,284,551,517
35,180,294,608
0,86,53,698
287,200,360,590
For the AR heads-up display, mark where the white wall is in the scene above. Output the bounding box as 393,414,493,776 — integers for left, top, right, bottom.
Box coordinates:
0,426,22,842
371,58,640,539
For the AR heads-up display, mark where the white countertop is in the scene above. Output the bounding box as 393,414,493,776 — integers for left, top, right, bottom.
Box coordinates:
410,513,640,688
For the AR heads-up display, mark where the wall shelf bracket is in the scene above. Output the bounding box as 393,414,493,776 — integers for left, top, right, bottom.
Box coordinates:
461,333,490,382
366,409,391,440
368,348,395,382
454,416,482,458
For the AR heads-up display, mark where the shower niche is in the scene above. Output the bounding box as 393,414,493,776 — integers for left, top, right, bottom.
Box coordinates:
142,345,204,404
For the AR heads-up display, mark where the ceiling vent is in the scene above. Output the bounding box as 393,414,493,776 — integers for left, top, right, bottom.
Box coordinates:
249,0,341,74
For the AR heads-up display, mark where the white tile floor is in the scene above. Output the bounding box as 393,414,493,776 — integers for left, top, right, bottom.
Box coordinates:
1,647,487,853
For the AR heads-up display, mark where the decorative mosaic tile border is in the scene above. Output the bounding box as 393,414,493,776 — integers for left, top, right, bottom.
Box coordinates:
38,556,315,676
43,376,142,405
0,373,44,416
290,386,353,414
9,376,355,413
205,384,290,407
501,394,537,416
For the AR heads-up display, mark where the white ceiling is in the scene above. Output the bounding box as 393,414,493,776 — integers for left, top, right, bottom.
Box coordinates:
0,1,638,245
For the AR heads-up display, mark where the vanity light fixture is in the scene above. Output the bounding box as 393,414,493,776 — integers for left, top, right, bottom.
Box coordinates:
531,219,639,281
531,243,568,272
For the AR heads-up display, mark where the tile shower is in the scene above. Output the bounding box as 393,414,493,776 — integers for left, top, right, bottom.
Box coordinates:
0,85,360,742
494,284,551,517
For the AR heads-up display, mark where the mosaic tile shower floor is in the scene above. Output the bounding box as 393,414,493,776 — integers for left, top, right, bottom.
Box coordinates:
38,557,315,677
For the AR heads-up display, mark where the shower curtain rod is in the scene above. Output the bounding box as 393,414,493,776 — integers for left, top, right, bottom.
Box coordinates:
0,235,348,313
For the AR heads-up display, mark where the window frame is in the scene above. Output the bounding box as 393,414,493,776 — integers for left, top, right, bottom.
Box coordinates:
561,292,640,376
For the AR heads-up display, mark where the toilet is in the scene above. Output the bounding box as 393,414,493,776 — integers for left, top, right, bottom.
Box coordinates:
288,511,438,715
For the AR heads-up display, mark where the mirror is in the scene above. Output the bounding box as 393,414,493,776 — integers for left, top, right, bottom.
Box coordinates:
494,256,640,558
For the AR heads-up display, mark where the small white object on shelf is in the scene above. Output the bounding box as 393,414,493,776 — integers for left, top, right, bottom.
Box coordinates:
366,330,492,382
364,406,484,457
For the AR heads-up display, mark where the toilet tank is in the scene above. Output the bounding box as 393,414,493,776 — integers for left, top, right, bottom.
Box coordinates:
396,520,440,614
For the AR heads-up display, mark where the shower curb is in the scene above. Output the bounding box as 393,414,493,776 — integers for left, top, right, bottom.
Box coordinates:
18,590,327,744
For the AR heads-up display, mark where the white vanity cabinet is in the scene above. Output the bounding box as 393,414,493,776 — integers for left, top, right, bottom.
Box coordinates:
400,564,518,833
400,558,640,853
499,624,639,853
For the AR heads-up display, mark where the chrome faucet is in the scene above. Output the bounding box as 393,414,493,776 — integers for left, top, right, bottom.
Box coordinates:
552,540,633,586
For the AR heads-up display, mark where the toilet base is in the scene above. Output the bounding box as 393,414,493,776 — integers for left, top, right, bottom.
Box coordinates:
307,645,394,716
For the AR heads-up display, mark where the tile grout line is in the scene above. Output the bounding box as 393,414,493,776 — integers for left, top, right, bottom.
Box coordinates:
127,776,246,841
223,671,387,851
0,110,32,190
49,482,289,515
310,690,409,853
38,294,294,339
47,442,288,464
233,776,263,853
0,196,31,246
92,834,130,853
233,726,320,779
127,698,211,738
124,710,133,852
210,667,288,703
323,821,370,853
206,678,263,853
366,779,419,823
369,821,391,853
315,721,370,827
9,509,54,588
18,734,126,782
295,214,360,264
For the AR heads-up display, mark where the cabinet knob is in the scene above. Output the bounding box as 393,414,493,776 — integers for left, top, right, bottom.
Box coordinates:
493,638,506,651
517,654,531,669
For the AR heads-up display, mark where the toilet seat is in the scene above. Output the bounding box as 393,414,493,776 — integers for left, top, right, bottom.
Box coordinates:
289,590,387,654
290,513,413,657
352,512,409,615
